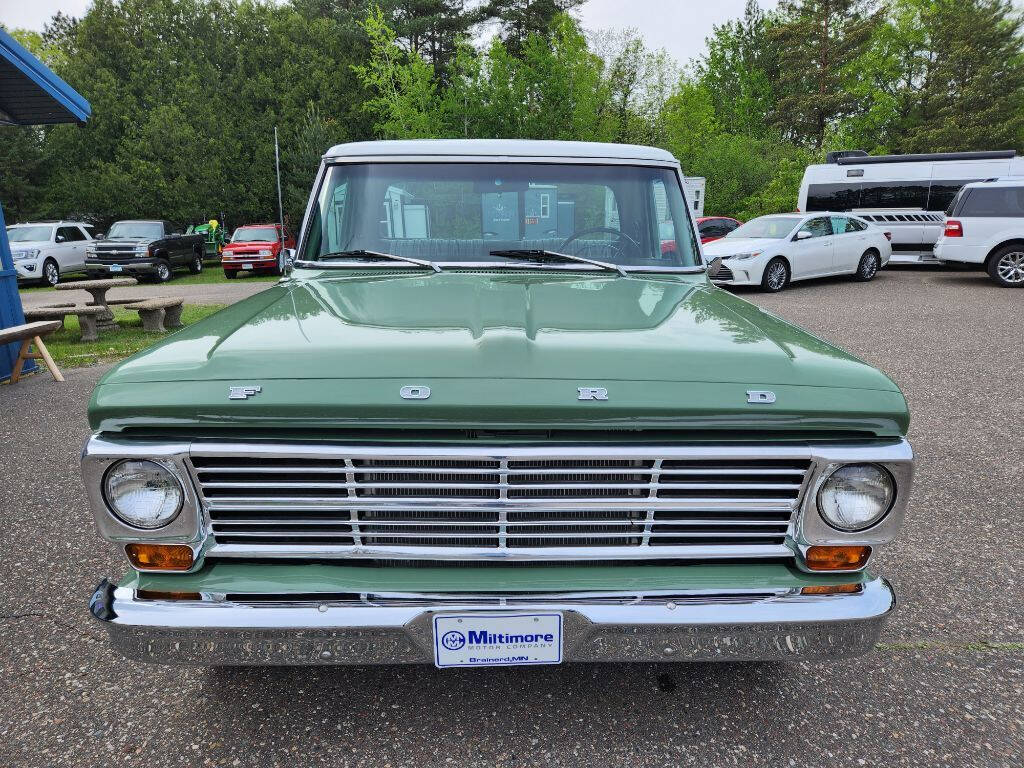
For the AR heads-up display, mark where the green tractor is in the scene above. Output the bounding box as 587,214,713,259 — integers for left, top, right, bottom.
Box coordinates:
187,219,227,260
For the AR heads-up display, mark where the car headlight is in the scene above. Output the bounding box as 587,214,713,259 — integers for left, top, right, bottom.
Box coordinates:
12,249,39,261
727,251,762,261
85,246,96,256
103,460,184,529
134,246,149,254
817,463,895,532
258,249,272,256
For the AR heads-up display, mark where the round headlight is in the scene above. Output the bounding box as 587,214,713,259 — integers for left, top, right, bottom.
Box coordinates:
817,463,895,532
103,460,184,529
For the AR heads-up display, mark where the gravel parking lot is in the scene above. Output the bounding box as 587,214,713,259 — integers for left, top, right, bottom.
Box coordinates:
1,266,1021,768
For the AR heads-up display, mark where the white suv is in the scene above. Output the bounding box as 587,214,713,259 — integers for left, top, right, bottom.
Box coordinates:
7,221,98,286
935,179,1024,287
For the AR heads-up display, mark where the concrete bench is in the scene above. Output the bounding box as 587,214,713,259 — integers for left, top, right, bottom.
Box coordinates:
23,305,107,342
87,297,149,307
0,320,64,383
123,298,185,332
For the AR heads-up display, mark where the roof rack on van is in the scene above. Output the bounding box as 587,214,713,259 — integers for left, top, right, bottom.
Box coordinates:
825,150,868,163
834,150,1016,166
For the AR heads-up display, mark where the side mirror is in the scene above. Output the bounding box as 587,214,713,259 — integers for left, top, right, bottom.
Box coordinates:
794,230,813,241
55,234,66,243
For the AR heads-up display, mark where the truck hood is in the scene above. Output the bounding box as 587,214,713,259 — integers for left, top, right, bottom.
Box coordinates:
96,237,155,246
90,271,908,435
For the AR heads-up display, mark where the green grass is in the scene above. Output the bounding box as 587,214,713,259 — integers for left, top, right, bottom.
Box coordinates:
41,303,227,369
18,264,278,294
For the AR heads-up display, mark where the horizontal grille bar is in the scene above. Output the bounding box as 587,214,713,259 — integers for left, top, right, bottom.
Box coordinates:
190,446,812,560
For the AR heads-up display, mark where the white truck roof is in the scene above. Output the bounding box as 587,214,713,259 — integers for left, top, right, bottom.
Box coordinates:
324,139,679,166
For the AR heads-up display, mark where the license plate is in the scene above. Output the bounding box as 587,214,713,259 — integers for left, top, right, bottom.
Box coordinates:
109,264,123,272
242,263,253,270
433,612,562,668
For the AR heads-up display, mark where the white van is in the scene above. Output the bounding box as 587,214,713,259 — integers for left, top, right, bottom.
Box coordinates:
797,150,1024,263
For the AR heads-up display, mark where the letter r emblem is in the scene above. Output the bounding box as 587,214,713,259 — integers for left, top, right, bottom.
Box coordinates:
578,387,609,401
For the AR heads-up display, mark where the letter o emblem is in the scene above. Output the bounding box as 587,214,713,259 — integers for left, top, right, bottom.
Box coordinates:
400,385,431,400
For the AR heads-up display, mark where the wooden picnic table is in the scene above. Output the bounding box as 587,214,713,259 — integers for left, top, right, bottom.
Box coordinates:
55,277,138,331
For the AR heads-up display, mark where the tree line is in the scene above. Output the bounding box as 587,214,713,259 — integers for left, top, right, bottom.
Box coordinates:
2,0,1021,229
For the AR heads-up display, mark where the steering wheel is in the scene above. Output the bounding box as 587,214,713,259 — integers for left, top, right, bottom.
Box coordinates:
560,226,640,259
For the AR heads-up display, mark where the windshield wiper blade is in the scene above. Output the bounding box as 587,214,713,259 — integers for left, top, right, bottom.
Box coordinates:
313,249,442,273
488,249,628,277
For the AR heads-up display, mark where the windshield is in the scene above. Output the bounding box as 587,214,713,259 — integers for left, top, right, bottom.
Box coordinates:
107,221,163,239
232,227,279,243
301,162,699,269
7,226,53,242
726,216,801,239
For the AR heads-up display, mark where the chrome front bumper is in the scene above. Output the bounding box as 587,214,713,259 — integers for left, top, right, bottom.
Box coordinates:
89,578,895,665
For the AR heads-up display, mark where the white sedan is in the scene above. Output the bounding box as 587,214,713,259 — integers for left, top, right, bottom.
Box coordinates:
703,213,892,292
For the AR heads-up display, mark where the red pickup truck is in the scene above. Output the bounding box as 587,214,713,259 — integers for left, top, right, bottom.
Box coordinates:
222,223,295,278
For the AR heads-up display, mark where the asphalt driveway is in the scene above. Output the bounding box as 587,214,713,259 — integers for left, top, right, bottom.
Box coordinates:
1,266,1021,767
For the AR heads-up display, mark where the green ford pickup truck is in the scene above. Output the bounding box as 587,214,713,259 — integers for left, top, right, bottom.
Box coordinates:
84,140,913,667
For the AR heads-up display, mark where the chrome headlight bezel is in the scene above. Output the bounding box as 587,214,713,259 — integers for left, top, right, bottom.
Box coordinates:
12,248,39,261
815,463,896,532
82,436,203,545
103,459,185,530
795,441,913,559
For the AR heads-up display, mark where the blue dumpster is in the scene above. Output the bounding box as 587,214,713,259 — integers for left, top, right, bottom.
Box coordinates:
0,27,90,382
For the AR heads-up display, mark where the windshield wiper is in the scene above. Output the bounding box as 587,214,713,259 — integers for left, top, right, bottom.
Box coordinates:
488,249,628,277
312,249,442,273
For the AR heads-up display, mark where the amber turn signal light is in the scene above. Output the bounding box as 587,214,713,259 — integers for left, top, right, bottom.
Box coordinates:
805,545,871,571
125,543,194,571
801,583,863,595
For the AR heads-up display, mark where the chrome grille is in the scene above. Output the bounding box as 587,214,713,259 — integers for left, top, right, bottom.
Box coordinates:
189,445,812,561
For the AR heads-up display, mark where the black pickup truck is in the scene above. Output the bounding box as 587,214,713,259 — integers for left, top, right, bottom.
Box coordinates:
85,220,206,282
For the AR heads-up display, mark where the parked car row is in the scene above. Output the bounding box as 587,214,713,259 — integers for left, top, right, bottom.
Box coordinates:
8,218,294,285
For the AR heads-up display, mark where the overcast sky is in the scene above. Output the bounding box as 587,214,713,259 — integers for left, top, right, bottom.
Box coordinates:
1,0,780,66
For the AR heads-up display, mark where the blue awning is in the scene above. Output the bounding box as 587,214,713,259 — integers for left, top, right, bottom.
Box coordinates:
0,27,90,125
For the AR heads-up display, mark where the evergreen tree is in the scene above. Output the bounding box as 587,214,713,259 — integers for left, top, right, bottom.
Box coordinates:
769,0,882,147
382,0,491,79
901,0,1024,152
484,0,586,57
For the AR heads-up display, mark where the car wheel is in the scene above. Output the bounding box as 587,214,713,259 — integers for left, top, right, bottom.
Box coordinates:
188,252,204,274
853,250,880,282
42,258,60,287
155,260,172,283
987,246,1024,287
760,258,789,292
271,252,284,277
224,270,237,279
